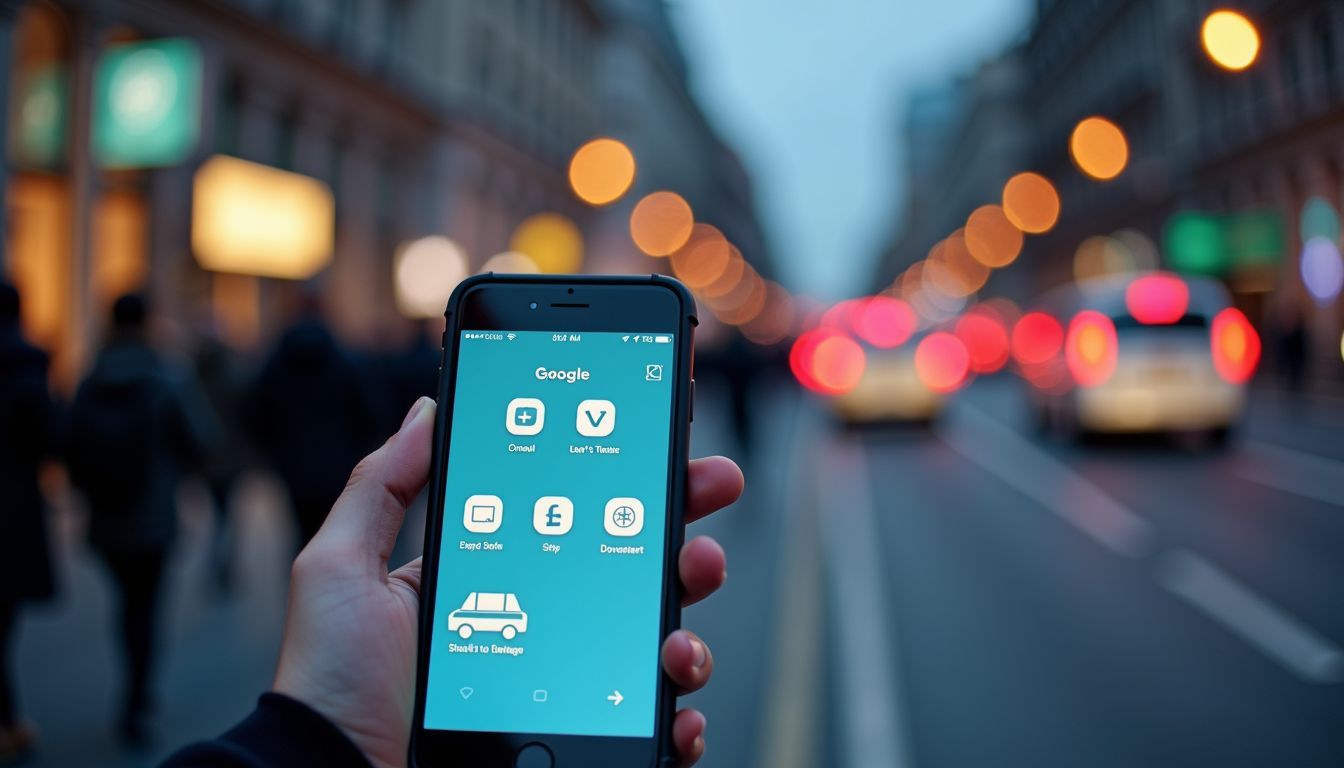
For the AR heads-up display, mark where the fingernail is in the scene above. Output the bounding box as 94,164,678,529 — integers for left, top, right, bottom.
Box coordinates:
401,397,431,429
690,637,707,670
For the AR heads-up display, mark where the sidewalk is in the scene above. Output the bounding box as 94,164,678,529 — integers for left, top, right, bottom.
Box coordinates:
14,474,294,768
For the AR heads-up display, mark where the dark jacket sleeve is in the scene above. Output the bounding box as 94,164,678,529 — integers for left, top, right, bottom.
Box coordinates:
160,693,373,768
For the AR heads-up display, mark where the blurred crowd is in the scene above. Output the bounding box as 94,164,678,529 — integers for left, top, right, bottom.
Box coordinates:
0,280,439,761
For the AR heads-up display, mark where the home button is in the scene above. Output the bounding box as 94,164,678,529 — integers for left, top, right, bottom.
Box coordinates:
515,742,554,768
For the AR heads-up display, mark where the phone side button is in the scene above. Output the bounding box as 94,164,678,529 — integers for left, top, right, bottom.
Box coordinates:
689,378,695,422
515,743,553,768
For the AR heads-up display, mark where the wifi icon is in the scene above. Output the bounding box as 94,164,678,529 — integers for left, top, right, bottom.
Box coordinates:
507,333,517,341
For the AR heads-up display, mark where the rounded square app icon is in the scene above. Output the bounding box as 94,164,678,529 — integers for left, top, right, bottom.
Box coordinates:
463,494,503,534
533,496,574,535
506,398,545,436
604,497,644,537
576,399,616,437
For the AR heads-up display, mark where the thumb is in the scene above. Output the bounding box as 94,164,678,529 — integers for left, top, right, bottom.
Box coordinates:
314,397,436,571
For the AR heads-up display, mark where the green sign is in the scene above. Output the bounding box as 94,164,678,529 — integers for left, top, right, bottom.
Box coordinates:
1165,209,1284,275
9,65,67,169
92,38,202,169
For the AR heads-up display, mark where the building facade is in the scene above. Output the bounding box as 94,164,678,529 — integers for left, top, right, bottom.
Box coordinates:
2,0,767,387
880,0,1344,380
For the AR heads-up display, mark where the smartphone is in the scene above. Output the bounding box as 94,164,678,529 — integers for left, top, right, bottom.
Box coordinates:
412,274,697,767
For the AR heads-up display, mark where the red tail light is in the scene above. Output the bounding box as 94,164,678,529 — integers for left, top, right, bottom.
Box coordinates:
852,296,917,349
1210,307,1259,384
1065,310,1117,387
914,332,971,393
790,328,866,395
1125,272,1189,324
1011,312,1064,365
955,308,1010,374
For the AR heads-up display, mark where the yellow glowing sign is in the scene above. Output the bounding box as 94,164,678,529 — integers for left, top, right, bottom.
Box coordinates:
192,155,334,279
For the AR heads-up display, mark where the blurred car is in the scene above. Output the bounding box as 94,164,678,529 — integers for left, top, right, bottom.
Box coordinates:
832,332,948,425
1024,272,1259,442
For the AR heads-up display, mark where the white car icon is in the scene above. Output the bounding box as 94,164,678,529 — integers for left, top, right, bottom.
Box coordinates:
447,592,528,640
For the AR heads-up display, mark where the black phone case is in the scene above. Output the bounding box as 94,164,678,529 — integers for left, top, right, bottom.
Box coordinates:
411,273,698,768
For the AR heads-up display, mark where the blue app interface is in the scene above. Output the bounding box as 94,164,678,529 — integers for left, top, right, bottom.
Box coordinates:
424,330,677,737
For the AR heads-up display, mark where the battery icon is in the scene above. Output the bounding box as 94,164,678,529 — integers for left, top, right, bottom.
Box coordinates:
654,335,672,344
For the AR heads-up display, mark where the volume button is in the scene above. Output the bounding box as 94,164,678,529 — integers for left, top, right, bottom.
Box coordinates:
689,378,695,422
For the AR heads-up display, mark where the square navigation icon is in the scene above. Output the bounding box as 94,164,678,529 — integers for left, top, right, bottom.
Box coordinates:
463,494,503,534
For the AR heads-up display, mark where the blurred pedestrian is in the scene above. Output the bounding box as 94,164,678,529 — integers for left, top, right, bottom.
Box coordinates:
249,295,379,548
1277,306,1309,397
193,322,250,595
0,282,58,762
65,294,215,746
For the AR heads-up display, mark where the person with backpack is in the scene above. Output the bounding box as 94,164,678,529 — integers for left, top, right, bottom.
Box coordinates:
66,294,216,746
0,283,59,762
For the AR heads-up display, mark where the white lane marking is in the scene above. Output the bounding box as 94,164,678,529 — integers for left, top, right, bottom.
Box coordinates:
1237,441,1344,508
1155,550,1344,684
820,439,914,768
938,404,1157,558
756,404,825,768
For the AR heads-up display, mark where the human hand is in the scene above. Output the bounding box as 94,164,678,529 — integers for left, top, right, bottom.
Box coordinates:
273,397,743,768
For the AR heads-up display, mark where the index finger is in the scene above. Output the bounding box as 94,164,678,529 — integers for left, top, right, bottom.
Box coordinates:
686,456,743,524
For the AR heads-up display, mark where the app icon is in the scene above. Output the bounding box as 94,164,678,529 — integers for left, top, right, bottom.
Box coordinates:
604,497,644,537
576,399,616,437
645,364,663,382
532,496,574,535
463,494,503,533
506,398,545,435
447,591,527,640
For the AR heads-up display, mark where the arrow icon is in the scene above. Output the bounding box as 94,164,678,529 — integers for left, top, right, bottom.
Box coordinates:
607,690,624,706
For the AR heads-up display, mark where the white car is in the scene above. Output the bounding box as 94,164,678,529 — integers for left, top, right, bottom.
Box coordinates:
448,592,528,640
1025,272,1260,442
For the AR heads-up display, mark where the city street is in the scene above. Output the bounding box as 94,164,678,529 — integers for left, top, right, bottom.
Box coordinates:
14,378,1343,767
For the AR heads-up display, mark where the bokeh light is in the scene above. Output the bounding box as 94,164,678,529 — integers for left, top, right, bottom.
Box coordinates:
714,269,768,325
1301,237,1344,305
852,296,917,349
1069,117,1128,181
741,283,795,346
914,332,971,394
955,308,1010,374
791,328,865,396
481,250,540,274
927,233,990,296
1065,310,1118,387
1300,196,1341,243
1073,235,1136,280
1002,172,1060,234
568,138,636,205
964,206,1024,268
509,212,583,273
630,191,694,257
1211,307,1260,383
1202,10,1260,71
1125,272,1189,324
670,224,731,289
394,235,468,318
1111,228,1159,271
1012,311,1064,366
701,244,745,299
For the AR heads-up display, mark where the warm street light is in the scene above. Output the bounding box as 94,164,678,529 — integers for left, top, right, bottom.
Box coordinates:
568,138,636,205
629,191,694,257
1001,172,1060,234
1069,117,1128,181
1202,10,1260,71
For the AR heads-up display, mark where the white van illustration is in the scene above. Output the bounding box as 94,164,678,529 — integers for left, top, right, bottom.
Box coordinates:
448,592,528,640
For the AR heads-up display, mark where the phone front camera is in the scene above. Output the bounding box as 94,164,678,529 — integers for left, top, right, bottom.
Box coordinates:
529,302,538,310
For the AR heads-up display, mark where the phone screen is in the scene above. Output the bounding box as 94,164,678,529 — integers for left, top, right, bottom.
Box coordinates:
422,329,677,738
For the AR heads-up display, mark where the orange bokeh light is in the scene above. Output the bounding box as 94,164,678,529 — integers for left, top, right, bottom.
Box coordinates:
1070,117,1128,181
964,206,1024,268
701,244,745,298
670,224,731,289
630,191,694,257
568,138,636,205
1002,173,1060,234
